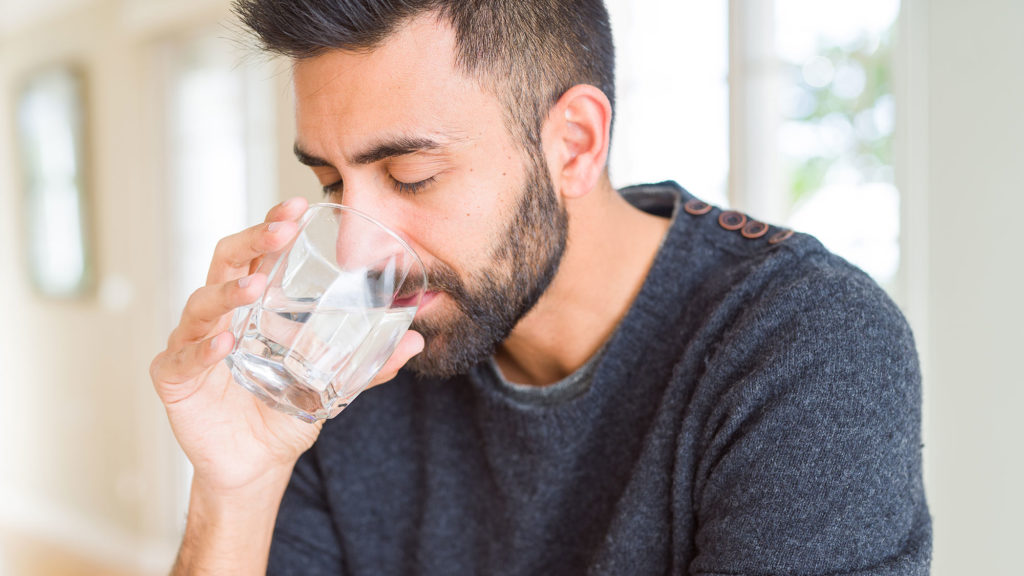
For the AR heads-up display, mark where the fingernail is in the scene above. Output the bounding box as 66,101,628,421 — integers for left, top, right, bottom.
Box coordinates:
210,333,223,350
268,222,284,233
238,275,253,289
282,197,301,210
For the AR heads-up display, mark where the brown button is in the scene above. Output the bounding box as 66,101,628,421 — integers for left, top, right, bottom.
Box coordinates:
741,220,769,239
683,199,712,215
768,228,795,244
718,210,747,231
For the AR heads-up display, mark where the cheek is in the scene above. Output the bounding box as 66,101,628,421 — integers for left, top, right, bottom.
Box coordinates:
400,191,516,278
395,138,524,275
401,214,485,277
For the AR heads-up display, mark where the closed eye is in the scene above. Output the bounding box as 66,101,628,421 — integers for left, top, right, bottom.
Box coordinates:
390,174,436,195
320,174,438,198
322,179,343,197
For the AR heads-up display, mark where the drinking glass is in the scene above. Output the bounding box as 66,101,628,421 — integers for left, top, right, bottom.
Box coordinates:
225,203,427,422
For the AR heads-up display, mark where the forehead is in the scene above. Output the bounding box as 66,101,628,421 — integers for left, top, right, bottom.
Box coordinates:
292,15,500,153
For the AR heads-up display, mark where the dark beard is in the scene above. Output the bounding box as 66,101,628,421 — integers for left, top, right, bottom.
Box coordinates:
404,152,568,379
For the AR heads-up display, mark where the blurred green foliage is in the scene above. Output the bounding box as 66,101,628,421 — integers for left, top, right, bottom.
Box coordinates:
784,27,894,207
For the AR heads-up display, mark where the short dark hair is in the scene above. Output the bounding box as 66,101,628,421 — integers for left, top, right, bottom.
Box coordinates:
233,0,615,153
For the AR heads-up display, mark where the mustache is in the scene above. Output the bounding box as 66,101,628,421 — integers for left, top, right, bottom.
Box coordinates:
392,262,465,301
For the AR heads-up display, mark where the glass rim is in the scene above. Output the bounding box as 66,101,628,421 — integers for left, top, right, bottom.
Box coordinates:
302,202,428,294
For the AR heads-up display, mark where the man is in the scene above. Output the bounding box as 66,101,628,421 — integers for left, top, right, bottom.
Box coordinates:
150,0,931,574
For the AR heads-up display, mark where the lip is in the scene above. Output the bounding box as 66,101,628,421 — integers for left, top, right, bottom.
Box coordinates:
393,290,438,311
411,291,439,316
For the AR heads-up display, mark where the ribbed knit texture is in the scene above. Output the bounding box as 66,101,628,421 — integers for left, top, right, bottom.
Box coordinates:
268,182,931,575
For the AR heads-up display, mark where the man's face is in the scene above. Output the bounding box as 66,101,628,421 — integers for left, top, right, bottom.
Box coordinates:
292,16,567,379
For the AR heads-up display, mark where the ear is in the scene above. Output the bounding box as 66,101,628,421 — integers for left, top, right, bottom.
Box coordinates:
541,84,612,200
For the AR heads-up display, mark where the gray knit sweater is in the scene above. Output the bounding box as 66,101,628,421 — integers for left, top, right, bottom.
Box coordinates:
268,182,931,575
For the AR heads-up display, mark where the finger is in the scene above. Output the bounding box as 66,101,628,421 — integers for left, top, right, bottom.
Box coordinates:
264,196,308,223
248,197,310,275
205,198,307,285
366,330,425,389
151,332,234,401
168,273,267,349
206,219,299,286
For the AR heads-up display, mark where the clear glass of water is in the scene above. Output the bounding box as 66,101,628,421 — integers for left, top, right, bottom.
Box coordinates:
225,203,427,422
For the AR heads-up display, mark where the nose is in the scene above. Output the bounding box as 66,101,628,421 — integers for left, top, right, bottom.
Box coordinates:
331,176,407,235
332,206,398,266
328,189,422,306
331,176,418,252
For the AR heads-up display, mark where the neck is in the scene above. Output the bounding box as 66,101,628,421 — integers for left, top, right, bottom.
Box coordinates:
493,179,672,386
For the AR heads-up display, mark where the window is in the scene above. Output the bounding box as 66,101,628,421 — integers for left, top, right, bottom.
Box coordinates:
775,0,901,286
606,1,730,207
607,0,902,287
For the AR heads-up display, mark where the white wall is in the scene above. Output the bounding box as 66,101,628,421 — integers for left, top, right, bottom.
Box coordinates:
0,2,191,570
0,0,306,571
922,1,1024,574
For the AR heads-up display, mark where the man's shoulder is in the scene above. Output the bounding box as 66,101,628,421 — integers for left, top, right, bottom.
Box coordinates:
672,201,920,447
625,181,900,325
621,181,841,285
621,183,919,414
672,216,916,396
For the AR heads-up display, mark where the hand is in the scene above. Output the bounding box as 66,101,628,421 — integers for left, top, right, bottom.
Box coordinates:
150,197,425,495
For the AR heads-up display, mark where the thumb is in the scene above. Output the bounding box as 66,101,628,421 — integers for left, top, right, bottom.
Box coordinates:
367,330,424,388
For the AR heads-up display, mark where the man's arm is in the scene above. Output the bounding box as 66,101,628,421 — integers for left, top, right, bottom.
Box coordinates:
150,197,424,574
688,253,931,574
172,471,292,575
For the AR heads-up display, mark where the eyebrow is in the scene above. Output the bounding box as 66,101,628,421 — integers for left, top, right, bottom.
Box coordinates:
293,136,446,168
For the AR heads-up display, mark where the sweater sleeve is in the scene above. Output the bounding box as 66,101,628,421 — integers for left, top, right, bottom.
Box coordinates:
267,446,345,575
687,254,931,575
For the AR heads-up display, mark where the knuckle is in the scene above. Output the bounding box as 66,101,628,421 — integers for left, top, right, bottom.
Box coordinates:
185,290,220,324
217,233,249,267
149,354,164,382
178,344,199,369
184,289,202,311
166,329,181,350
225,279,250,307
221,279,238,301
251,225,271,251
213,237,230,258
